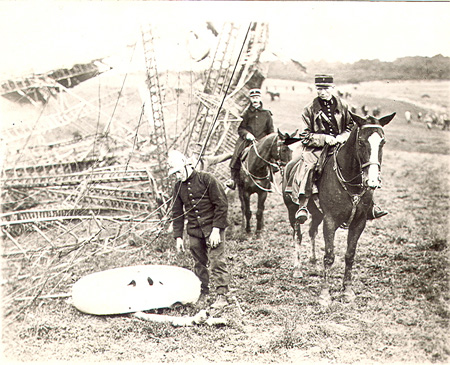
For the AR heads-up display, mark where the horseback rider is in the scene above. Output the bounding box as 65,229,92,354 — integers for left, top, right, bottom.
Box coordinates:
286,74,387,223
225,88,274,190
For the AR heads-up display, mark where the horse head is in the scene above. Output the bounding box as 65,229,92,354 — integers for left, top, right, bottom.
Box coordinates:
276,129,299,166
349,112,396,189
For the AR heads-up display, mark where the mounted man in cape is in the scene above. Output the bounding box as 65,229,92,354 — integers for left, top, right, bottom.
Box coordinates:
284,74,388,223
225,88,275,190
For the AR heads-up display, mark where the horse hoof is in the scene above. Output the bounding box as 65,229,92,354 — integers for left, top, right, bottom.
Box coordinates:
293,268,303,278
319,289,332,307
342,287,356,303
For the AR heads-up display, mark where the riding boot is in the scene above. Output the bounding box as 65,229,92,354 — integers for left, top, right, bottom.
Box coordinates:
225,168,239,190
295,195,309,224
367,202,388,220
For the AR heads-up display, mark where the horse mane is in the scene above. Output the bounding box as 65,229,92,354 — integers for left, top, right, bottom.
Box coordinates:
344,124,359,148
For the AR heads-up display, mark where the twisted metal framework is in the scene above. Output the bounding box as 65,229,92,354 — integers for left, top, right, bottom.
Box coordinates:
176,22,270,181
0,22,269,313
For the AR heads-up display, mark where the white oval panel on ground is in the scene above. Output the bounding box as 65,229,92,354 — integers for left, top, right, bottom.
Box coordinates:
72,265,201,315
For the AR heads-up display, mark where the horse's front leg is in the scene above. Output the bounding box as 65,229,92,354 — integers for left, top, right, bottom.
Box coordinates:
255,191,268,235
240,191,252,233
343,216,367,302
319,214,338,306
284,194,303,278
293,219,303,278
308,202,323,265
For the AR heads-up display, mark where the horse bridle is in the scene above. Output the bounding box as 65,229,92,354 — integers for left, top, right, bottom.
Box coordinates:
334,124,385,226
358,124,385,170
335,124,385,186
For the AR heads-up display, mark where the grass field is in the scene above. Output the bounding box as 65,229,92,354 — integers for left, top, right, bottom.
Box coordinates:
2,78,449,363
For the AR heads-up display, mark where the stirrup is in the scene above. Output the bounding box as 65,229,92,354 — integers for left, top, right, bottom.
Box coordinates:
368,205,388,220
295,206,309,224
225,179,236,190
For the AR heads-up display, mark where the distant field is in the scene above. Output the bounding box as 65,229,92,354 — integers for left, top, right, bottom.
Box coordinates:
263,78,449,116
340,80,449,114
262,78,450,156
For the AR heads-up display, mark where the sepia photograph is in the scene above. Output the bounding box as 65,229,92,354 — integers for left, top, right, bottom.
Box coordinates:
1,1,449,363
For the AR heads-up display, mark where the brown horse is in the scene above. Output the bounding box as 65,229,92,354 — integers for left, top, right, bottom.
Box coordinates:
282,112,395,305
238,130,295,235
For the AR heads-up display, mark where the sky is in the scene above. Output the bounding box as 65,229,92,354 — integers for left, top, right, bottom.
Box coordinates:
0,1,449,77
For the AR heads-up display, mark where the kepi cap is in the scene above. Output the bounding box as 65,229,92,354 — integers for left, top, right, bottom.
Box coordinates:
315,74,334,87
249,88,261,97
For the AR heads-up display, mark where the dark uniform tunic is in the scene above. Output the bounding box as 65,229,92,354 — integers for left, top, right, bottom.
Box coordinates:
301,95,352,146
229,102,274,173
172,170,228,239
285,95,353,200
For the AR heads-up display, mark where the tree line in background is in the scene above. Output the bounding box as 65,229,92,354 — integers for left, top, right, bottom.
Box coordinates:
266,54,450,83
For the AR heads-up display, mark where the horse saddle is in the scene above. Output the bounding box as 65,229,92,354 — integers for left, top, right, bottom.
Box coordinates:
314,144,334,180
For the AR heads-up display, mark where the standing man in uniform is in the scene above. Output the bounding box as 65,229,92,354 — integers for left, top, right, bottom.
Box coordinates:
168,150,230,309
286,74,387,223
225,88,275,190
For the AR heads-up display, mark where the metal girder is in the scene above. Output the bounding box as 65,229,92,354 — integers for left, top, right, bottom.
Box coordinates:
141,24,169,185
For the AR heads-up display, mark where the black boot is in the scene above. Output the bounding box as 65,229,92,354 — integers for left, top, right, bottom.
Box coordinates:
295,195,309,224
225,179,236,190
225,168,239,190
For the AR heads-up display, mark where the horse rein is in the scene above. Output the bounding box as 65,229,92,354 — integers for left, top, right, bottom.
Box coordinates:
240,135,282,193
250,137,282,170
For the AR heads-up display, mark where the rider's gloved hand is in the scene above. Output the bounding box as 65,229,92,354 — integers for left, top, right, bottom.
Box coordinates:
325,135,337,145
335,134,347,144
246,133,256,141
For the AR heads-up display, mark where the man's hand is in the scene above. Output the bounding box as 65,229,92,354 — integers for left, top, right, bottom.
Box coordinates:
335,134,347,144
246,133,256,141
325,135,337,145
208,227,221,248
176,237,185,253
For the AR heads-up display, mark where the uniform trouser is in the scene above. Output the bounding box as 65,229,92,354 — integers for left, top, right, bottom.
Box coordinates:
285,149,321,204
189,230,230,295
229,139,250,180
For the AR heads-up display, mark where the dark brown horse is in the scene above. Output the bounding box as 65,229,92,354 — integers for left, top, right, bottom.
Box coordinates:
282,112,395,305
238,130,294,235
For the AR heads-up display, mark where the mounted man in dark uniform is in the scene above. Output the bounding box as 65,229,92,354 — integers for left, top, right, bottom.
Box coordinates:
225,88,275,190
285,74,387,223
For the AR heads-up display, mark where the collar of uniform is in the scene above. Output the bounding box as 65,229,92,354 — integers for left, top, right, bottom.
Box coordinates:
250,102,263,111
319,96,335,107
183,169,197,183
313,96,341,113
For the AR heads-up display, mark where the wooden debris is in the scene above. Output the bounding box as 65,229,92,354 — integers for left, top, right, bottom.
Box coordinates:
133,309,227,327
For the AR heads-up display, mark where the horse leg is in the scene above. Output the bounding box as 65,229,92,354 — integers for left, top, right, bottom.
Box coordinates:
284,194,303,278
255,191,268,235
308,201,323,264
293,218,303,278
240,191,252,233
319,214,338,306
343,217,366,302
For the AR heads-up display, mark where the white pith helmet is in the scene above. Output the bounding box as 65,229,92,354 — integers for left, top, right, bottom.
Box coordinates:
167,150,191,176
